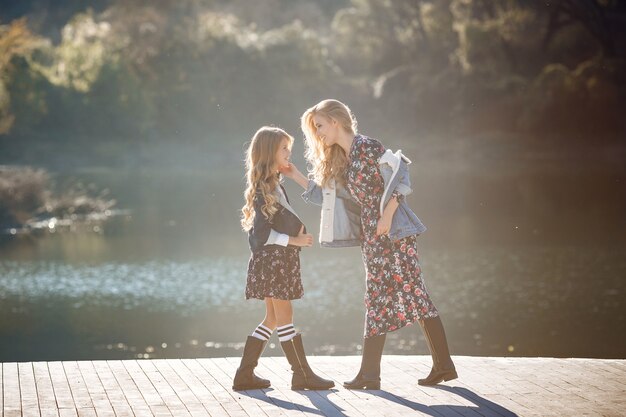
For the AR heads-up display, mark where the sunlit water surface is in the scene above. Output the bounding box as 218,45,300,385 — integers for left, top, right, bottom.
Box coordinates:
1,231,624,361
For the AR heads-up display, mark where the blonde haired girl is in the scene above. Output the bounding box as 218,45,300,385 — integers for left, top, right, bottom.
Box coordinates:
233,126,334,391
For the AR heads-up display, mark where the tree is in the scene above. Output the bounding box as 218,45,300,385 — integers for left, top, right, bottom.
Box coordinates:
0,18,42,134
543,0,624,58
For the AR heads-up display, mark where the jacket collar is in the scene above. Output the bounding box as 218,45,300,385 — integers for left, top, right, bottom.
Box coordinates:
379,149,411,214
276,185,300,219
379,148,411,168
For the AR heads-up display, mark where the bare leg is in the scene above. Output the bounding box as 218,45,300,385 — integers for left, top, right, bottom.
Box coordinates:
270,298,293,327
262,297,277,331
272,297,334,390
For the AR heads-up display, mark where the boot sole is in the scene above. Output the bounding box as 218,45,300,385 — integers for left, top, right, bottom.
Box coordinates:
343,382,381,390
418,370,458,386
232,383,271,391
291,383,335,391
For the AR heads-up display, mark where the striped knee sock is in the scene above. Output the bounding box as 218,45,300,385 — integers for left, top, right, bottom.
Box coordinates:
251,323,273,341
277,323,297,342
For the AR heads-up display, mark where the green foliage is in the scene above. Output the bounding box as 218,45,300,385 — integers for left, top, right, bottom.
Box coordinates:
519,58,626,135
30,11,119,92
1,0,625,161
0,18,44,133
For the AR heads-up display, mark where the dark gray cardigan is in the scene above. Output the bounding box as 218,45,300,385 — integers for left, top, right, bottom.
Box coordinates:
248,184,305,253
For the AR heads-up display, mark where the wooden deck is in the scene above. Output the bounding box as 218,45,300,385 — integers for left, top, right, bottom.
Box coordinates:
1,355,624,417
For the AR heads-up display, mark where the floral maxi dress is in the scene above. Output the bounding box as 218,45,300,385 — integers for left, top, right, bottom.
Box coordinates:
346,135,439,338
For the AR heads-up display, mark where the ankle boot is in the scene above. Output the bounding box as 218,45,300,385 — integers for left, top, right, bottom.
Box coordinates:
343,333,386,389
280,334,335,390
418,316,457,386
232,336,271,391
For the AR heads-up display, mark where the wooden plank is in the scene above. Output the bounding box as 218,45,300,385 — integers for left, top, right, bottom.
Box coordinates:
18,362,41,417
62,362,92,410
58,409,78,417
134,359,191,417
183,358,253,417
151,360,212,417
107,361,163,416
3,363,22,416
91,361,134,417
76,361,115,417
47,362,76,410
171,359,232,417
166,359,226,408
32,362,60,417
75,409,97,417
121,360,173,417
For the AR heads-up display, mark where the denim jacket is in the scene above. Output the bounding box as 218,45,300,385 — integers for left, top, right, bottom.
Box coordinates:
302,149,427,247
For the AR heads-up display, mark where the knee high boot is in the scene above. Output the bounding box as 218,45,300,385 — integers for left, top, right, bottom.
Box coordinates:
280,334,335,390
343,333,386,389
232,336,271,391
418,316,457,385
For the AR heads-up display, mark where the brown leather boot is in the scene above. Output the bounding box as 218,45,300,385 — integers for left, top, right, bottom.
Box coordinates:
281,334,335,390
418,316,457,385
343,333,386,389
232,336,271,391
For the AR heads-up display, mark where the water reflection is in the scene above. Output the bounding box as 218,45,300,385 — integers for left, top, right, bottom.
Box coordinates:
1,235,624,361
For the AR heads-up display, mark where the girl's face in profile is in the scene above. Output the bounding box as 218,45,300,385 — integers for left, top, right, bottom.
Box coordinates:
274,137,291,171
313,114,338,147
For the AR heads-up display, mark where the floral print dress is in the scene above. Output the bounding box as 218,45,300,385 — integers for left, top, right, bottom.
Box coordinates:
246,246,303,301
347,135,439,338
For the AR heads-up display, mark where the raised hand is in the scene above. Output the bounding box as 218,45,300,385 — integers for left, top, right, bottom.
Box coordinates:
278,162,297,178
279,163,309,189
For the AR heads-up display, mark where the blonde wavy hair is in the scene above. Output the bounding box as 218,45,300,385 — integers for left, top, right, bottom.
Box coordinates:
301,99,357,188
241,126,294,231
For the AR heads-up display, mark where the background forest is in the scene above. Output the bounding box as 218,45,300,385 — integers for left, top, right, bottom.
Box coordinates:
2,0,625,155
2,0,625,243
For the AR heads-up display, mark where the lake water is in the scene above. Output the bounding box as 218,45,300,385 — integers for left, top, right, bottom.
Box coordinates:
1,168,625,361
2,229,624,362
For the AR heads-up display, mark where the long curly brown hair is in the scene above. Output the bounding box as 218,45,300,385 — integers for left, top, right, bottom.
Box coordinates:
241,126,293,231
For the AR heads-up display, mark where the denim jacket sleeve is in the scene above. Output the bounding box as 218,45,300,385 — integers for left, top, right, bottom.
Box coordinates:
394,158,413,197
301,179,324,206
380,151,413,214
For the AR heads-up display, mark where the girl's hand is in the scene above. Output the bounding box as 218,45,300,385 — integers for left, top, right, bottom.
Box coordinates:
376,213,392,236
289,225,313,247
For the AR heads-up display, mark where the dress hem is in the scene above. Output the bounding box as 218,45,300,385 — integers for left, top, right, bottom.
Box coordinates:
364,311,439,338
